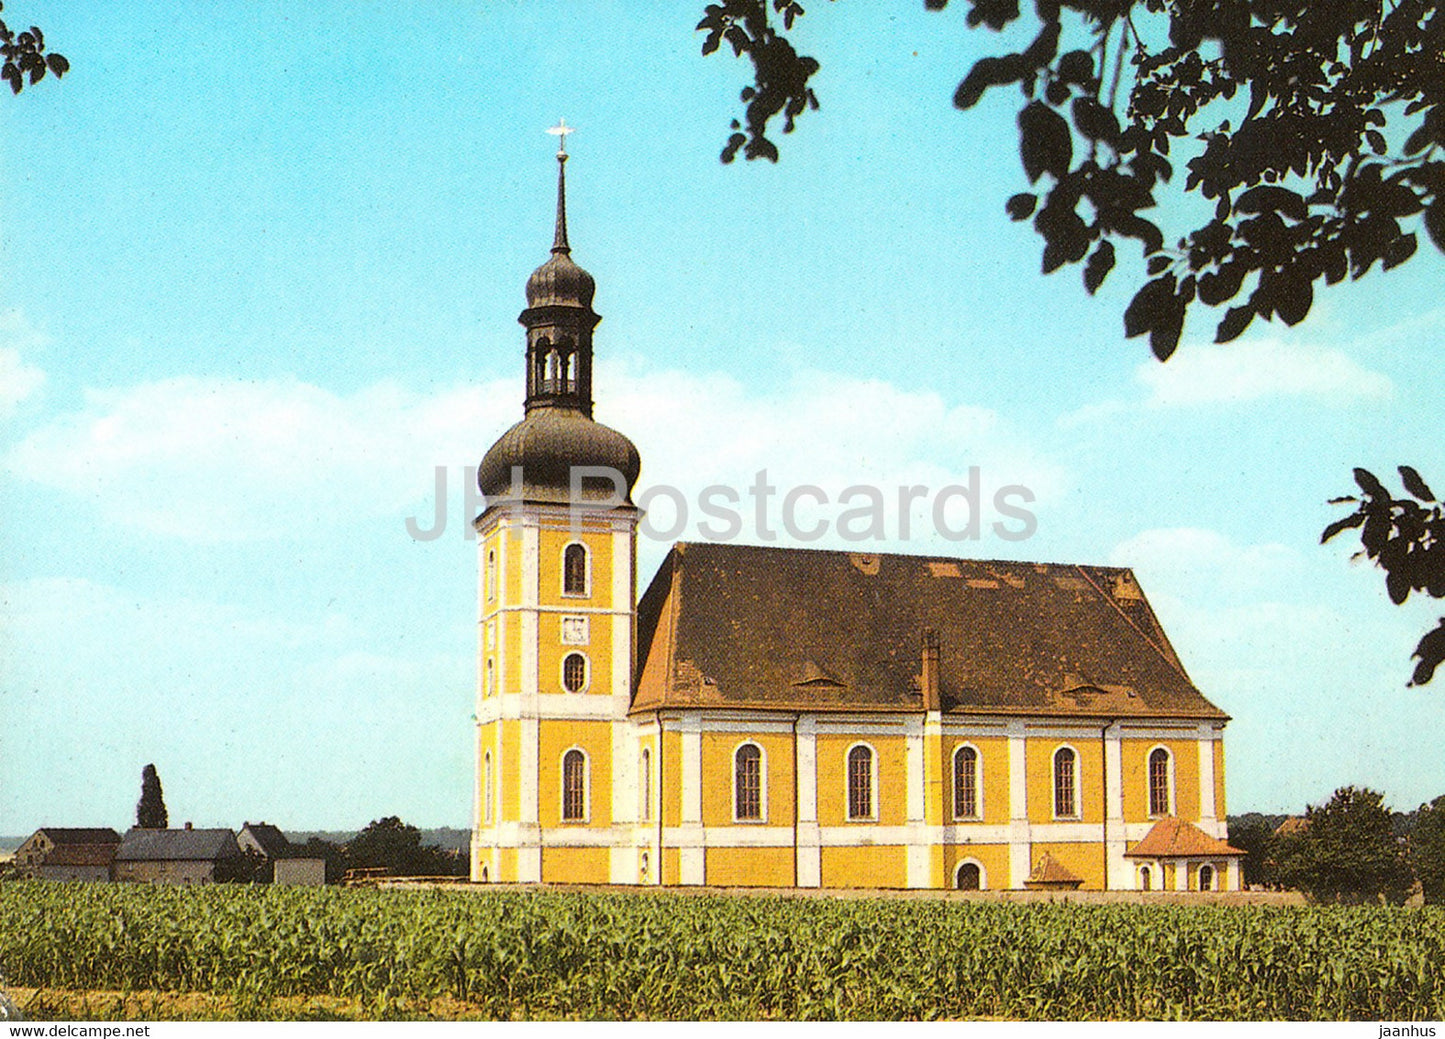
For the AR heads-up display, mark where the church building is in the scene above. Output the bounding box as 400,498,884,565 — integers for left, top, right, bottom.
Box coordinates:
470,136,1243,892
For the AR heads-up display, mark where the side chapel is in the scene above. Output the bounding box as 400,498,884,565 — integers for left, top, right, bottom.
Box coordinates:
469,134,1243,892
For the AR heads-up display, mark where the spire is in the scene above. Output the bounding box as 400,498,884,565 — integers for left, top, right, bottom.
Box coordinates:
522,119,599,415
548,118,573,254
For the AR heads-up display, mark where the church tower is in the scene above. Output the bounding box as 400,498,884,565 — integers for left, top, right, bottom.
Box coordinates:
471,126,645,884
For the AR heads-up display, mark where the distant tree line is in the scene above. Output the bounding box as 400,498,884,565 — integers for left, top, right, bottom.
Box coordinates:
1229,787,1445,904
229,817,468,885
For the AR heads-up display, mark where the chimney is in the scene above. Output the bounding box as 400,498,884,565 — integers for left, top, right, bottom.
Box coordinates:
921,629,941,713
184,821,193,830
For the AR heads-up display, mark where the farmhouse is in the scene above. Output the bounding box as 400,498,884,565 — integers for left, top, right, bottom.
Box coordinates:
114,826,243,884
470,139,1243,892
12,827,121,881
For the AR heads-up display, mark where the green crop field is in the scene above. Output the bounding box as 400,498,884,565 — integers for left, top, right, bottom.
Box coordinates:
1,883,1442,1020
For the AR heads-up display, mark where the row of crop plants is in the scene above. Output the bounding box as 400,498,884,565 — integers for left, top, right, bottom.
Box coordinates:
1,884,1442,1019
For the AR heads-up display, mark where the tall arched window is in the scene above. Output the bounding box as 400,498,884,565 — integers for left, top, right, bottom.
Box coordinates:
562,749,587,821
953,745,979,820
735,743,763,820
485,658,495,698
563,543,588,596
483,751,494,824
1053,747,1078,818
562,652,588,693
1198,864,1215,891
1148,747,1171,816
486,549,496,601
1140,865,1152,891
847,744,874,820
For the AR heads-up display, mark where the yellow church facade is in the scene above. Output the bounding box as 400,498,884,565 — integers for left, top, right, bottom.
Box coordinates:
470,140,1242,893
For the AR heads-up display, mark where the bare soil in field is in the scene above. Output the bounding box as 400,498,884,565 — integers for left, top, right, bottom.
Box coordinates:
7,987,530,1022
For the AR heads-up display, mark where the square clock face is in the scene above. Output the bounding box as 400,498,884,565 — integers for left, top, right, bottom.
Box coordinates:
561,616,589,645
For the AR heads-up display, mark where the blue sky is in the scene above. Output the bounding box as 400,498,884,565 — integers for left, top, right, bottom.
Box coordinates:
2,1,1442,832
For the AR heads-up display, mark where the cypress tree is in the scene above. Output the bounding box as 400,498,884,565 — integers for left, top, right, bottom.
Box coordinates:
136,763,168,829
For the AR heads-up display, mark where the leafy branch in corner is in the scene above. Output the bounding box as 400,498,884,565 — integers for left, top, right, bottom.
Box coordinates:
698,1,820,163
1324,466,1445,686
700,0,1445,361
0,1,67,95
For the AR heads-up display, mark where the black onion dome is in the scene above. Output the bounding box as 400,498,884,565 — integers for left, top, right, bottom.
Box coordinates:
525,250,596,310
477,406,640,506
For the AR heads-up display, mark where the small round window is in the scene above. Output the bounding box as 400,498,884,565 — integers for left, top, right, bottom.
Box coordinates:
562,652,587,692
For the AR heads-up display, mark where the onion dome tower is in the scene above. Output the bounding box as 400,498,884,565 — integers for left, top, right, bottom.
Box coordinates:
471,124,648,888
476,125,641,507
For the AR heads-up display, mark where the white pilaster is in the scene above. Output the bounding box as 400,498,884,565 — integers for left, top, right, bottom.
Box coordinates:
906,726,924,822
795,716,821,887
1198,735,1216,821
1103,722,1126,890
1008,723,1030,888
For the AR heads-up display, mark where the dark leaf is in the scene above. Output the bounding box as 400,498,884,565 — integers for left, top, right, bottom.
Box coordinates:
1425,201,1445,255
1006,193,1036,220
1405,124,1433,156
1354,467,1388,498
44,51,65,77
1387,566,1411,605
1215,304,1253,343
1274,268,1313,326
1383,233,1417,271
1400,466,1437,502
1409,620,1445,686
1057,49,1092,84
1366,129,1387,155
1018,101,1071,183
1124,273,1176,339
1082,240,1114,295
1236,185,1307,222
1321,511,1366,543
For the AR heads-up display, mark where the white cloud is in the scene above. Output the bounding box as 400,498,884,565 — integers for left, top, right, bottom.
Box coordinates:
5,376,516,541
0,309,49,419
7,362,1067,547
1110,527,1304,603
1135,337,1393,407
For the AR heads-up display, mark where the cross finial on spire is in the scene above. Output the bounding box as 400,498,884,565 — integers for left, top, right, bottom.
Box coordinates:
546,118,574,159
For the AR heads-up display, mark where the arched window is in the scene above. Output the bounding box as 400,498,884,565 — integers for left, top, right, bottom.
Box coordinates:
485,658,495,698
1198,864,1215,891
953,745,980,820
563,543,588,596
847,744,874,820
639,851,649,883
1053,746,1078,818
562,749,587,821
955,861,982,890
735,743,763,821
483,751,494,824
1148,747,1172,817
562,652,588,693
486,549,496,601
480,864,489,883
640,748,651,822
1140,866,1152,891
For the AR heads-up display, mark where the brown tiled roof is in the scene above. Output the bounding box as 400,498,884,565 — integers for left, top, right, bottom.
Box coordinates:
38,827,121,845
1125,817,1244,858
42,843,117,867
631,543,1227,719
1025,852,1083,887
